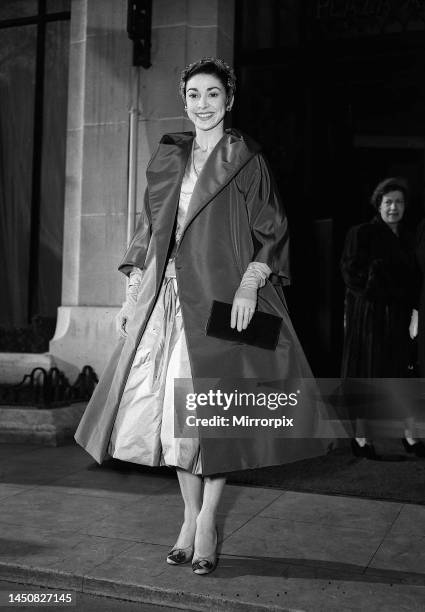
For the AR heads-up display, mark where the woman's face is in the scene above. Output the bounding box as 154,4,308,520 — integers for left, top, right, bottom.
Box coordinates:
379,190,405,226
185,73,231,133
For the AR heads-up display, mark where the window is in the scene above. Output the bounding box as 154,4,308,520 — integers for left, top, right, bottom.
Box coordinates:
0,0,70,350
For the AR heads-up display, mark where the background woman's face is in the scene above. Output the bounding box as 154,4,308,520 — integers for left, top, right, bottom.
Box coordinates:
379,190,405,226
185,73,228,132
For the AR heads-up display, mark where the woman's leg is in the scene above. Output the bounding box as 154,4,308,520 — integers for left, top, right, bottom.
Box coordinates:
402,418,425,456
194,475,226,557
352,418,378,459
355,418,368,446
173,468,202,549
404,416,418,444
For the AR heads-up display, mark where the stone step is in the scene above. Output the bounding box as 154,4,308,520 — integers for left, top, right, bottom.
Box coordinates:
0,403,86,446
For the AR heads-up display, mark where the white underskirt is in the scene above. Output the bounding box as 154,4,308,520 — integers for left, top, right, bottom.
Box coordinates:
108,268,202,474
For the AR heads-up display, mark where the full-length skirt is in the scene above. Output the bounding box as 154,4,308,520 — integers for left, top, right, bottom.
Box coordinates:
108,270,202,474
341,291,411,378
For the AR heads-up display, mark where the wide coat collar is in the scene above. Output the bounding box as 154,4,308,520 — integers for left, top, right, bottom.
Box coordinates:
370,215,413,248
146,128,261,242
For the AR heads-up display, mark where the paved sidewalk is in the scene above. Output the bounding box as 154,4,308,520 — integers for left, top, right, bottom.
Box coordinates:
0,443,424,611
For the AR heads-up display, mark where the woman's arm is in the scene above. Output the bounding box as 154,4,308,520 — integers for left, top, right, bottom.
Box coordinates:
115,188,151,336
410,309,418,339
242,154,290,283
118,188,152,277
115,267,144,337
231,262,271,331
231,154,288,330
340,225,371,293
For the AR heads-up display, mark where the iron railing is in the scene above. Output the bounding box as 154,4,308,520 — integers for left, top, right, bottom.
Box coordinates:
0,365,98,408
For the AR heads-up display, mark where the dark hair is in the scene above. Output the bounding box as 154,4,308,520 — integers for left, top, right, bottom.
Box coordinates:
179,57,236,105
370,177,409,209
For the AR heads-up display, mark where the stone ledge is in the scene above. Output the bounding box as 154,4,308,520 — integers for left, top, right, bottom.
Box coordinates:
0,562,290,612
49,306,119,380
0,403,86,446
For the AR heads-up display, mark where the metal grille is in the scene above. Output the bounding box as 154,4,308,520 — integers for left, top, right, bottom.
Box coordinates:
0,365,98,408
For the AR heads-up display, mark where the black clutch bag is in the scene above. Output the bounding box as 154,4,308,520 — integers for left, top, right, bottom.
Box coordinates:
205,300,282,351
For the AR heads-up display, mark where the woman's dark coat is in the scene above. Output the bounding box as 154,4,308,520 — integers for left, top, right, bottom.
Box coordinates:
75,129,332,475
341,217,417,378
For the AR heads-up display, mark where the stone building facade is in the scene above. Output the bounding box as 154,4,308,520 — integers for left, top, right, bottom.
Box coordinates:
49,0,235,379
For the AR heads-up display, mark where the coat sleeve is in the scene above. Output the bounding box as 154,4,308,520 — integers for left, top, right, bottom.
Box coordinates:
118,188,152,276
416,219,425,276
241,154,290,286
340,225,370,293
412,219,425,309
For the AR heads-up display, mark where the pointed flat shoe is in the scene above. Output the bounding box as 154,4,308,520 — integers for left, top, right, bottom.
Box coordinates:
192,528,218,576
351,439,379,460
401,438,425,458
192,556,218,575
166,545,194,565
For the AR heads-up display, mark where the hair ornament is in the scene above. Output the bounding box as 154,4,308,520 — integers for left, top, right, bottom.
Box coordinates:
179,57,236,103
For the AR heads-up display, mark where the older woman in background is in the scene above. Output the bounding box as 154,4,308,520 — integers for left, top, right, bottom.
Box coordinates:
341,177,424,458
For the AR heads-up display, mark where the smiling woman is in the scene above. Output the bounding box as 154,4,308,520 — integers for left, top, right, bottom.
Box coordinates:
185,75,230,133
378,190,405,227
75,57,331,576
340,177,422,458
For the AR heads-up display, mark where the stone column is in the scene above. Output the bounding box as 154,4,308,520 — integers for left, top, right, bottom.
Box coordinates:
50,0,235,379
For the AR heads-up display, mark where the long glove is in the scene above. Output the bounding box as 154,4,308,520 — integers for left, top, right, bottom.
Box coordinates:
410,309,418,340
115,267,144,338
231,262,271,332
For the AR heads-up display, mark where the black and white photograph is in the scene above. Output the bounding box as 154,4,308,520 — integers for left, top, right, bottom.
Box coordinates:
1,1,425,610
